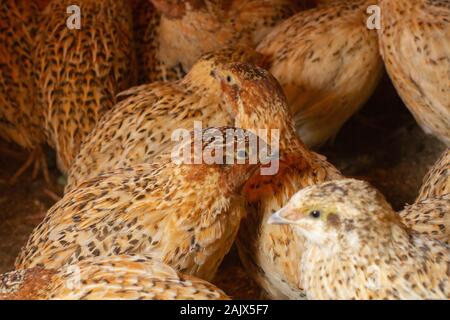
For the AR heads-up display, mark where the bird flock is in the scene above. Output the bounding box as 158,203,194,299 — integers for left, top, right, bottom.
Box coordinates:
0,0,449,300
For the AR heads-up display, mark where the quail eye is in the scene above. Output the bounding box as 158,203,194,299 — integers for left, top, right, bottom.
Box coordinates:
310,210,321,218
226,75,232,83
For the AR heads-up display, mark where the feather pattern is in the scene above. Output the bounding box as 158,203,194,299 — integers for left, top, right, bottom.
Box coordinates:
35,0,137,173
0,0,43,150
257,0,383,147
271,179,450,299
66,47,261,192
144,0,299,81
16,127,263,282
399,149,450,244
3,255,229,300
210,62,343,299
379,0,450,145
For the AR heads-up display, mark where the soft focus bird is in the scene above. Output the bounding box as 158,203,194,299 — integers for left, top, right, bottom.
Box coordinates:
0,0,48,182
399,149,450,244
16,127,266,281
66,47,261,192
132,0,163,84
257,0,383,147
34,0,136,174
141,0,299,82
211,62,343,299
2,254,229,300
379,0,450,146
269,179,450,300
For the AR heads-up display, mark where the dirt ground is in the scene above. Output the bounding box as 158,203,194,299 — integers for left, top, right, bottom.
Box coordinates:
0,73,445,299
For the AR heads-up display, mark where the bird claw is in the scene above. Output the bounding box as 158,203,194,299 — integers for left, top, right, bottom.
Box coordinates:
9,147,51,185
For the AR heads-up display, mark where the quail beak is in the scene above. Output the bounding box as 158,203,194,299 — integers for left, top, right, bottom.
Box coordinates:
267,208,292,225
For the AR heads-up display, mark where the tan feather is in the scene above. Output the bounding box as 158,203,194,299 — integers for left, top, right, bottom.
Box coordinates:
35,0,137,173
379,0,450,145
2,255,229,300
271,179,450,299
16,127,264,282
257,0,383,147
66,47,261,192
211,62,343,299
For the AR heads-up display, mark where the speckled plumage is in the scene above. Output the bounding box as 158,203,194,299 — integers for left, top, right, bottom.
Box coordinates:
0,0,41,148
141,0,299,82
35,0,137,173
133,0,168,83
417,149,450,200
66,47,261,192
400,195,450,245
16,127,264,281
269,179,450,300
399,149,450,244
257,0,383,147
3,255,229,300
211,62,343,299
379,0,450,146
0,0,48,181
